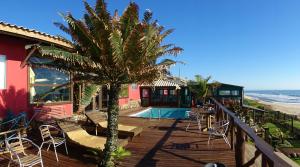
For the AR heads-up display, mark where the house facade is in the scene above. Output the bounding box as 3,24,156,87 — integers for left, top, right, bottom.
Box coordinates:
0,22,142,119
0,22,74,119
209,83,244,106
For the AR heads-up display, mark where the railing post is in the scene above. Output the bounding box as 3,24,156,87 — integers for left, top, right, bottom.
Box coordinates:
230,117,235,150
262,154,268,167
291,116,294,134
262,153,274,167
235,126,245,166
216,106,220,122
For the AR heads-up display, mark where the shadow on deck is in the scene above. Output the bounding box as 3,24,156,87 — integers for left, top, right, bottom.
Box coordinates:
118,117,235,167
0,117,235,167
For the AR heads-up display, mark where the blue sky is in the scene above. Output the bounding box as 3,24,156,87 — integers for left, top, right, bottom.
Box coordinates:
1,0,300,90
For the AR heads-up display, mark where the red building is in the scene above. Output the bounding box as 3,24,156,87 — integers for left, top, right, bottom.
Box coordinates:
0,22,75,120
0,22,142,120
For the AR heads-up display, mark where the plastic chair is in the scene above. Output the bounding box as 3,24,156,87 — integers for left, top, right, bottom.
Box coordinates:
5,136,44,167
208,120,230,147
39,125,68,162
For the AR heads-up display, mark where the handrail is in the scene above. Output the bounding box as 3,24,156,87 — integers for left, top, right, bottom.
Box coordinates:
242,105,266,112
211,98,292,167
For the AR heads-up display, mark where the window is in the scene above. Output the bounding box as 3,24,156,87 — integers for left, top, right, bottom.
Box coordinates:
29,66,70,103
185,88,188,95
170,89,176,95
163,89,168,96
131,83,138,90
0,55,6,89
219,90,231,96
142,89,149,98
119,84,129,98
231,90,239,96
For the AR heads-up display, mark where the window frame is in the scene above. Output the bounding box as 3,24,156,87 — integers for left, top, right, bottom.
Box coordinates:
28,66,72,105
0,55,6,90
219,90,231,96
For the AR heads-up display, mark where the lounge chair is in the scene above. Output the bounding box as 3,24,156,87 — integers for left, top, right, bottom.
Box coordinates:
85,111,143,139
57,122,128,151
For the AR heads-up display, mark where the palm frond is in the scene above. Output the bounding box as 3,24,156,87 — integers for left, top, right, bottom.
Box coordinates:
109,29,124,64
80,84,100,106
143,9,153,24
120,2,139,39
54,22,71,35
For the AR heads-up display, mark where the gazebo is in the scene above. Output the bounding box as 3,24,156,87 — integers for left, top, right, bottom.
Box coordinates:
140,78,191,108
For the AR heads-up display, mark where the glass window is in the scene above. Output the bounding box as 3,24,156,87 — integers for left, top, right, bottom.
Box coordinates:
231,90,239,96
131,83,138,90
170,89,176,95
163,89,168,96
142,89,149,98
219,90,231,96
159,89,163,95
119,84,129,98
0,55,6,89
29,66,70,103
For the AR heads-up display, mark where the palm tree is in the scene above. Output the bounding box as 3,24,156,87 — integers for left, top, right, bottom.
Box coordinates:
188,75,211,105
25,1,182,166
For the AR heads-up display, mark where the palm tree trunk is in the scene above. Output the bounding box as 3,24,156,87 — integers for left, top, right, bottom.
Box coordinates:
101,83,121,167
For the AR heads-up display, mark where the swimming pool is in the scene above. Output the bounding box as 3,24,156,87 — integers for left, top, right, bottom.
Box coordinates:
131,108,191,119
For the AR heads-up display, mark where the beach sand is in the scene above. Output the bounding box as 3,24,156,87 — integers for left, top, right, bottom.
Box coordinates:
245,95,300,116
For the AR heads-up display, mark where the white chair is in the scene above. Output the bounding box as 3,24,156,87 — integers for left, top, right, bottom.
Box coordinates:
5,136,44,167
39,125,68,162
185,111,202,131
208,120,230,147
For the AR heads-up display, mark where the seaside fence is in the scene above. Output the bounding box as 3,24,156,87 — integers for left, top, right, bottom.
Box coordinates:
211,98,293,167
242,105,300,138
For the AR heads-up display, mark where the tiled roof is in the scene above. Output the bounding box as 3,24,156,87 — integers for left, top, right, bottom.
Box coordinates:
0,21,73,49
142,79,183,89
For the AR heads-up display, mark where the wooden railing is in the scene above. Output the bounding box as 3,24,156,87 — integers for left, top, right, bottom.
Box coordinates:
211,98,294,167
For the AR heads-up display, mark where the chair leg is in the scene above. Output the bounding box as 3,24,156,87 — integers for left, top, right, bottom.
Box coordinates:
223,134,231,147
54,146,59,162
40,159,44,167
197,119,201,131
7,160,11,167
64,142,69,155
208,134,211,145
47,143,51,151
40,142,44,149
186,122,190,131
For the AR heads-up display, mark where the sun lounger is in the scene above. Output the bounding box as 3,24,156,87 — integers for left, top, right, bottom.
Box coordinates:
57,122,128,151
85,111,143,139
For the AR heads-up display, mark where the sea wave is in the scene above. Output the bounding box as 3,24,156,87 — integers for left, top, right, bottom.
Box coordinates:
245,91,300,104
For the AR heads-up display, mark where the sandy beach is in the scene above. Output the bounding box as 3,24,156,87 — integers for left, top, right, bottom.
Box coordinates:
245,95,300,116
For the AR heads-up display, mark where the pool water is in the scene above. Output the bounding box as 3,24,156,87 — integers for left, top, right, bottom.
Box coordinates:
131,108,191,119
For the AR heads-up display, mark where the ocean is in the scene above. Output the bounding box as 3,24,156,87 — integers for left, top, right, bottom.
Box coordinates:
245,90,300,104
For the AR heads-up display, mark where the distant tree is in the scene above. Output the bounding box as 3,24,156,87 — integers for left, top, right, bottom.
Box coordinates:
188,75,211,104
25,1,182,166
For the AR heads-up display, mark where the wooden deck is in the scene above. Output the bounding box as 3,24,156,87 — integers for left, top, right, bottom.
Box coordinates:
118,117,235,167
0,117,235,167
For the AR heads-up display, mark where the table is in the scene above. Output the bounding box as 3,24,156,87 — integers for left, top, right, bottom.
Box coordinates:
192,108,215,131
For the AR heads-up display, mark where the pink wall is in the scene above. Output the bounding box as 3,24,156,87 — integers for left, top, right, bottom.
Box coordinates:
119,84,140,106
0,35,29,118
0,34,73,119
34,103,73,121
